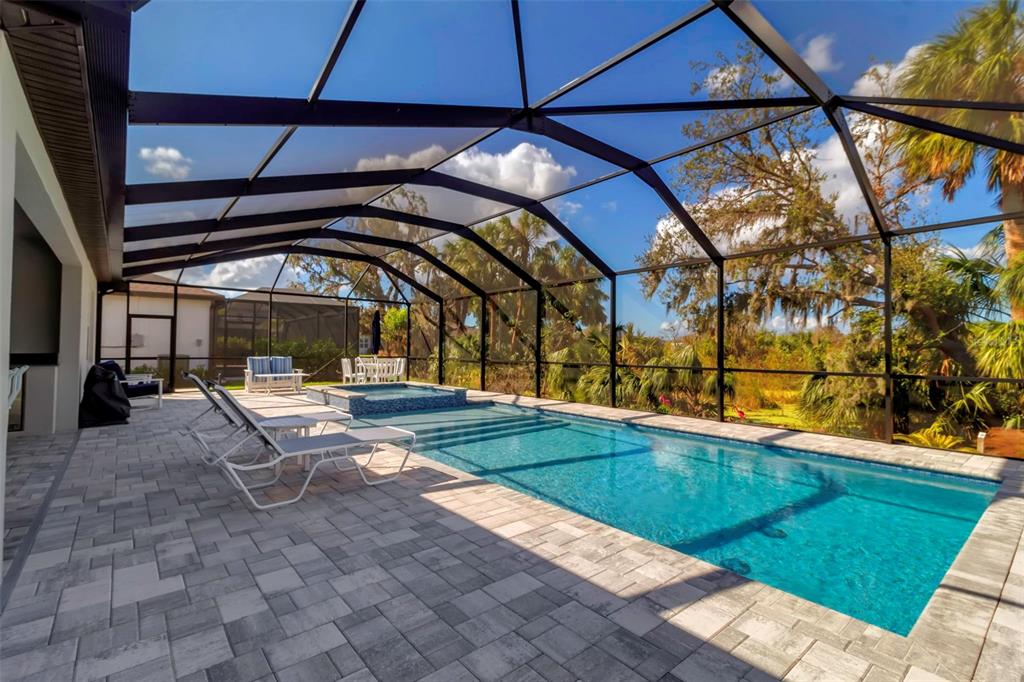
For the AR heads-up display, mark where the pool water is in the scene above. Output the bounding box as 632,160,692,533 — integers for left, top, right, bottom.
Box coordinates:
334,384,454,401
359,404,998,634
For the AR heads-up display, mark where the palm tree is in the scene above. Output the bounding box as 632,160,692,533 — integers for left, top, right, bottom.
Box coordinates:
896,0,1024,320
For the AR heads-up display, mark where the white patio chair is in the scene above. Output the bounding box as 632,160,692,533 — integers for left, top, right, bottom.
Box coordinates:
211,385,416,510
395,358,406,381
341,358,365,384
7,365,28,411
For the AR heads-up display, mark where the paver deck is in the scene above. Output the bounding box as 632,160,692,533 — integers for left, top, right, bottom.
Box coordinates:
1,389,1021,681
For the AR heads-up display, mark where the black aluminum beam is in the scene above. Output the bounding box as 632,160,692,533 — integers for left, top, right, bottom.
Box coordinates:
327,232,486,297
543,96,816,117
510,0,529,109
129,91,521,128
715,1,888,240
125,201,544,292
532,1,715,109
527,115,722,262
823,105,889,234
308,0,365,102
634,166,723,262
124,244,320,277
841,100,1024,156
522,116,644,170
124,227,326,263
124,245,442,302
715,0,832,104
125,169,421,205
292,247,441,303
841,96,1024,113
417,170,616,278
125,204,363,242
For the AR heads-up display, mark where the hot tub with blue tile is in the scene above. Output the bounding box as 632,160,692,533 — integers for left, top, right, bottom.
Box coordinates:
306,382,468,416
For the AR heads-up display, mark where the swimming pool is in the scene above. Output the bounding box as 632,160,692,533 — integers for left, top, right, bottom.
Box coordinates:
307,383,468,415
348,384,455,401
359,404,998,634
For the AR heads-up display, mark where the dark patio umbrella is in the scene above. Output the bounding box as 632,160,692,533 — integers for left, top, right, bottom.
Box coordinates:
370,309,382,355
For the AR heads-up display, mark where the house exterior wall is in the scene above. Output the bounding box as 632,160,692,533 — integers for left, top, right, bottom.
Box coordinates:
100,292,214,372
2,40,97,435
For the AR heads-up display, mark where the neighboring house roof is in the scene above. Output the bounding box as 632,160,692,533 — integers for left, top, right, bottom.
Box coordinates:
128,273,223,301
235,287,351,307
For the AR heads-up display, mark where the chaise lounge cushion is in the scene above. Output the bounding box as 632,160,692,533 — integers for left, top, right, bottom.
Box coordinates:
269,356,293,374
246,357,272,377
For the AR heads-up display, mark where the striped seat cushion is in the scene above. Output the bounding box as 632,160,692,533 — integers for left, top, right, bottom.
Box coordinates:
247,357,271,376
270,356,293,374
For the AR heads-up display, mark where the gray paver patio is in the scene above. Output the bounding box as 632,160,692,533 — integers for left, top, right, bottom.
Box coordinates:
1,390,1021,681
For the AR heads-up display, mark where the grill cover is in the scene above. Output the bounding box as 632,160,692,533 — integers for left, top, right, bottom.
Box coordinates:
79,364,131,428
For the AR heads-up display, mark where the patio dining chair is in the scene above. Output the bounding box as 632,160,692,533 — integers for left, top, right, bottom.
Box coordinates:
340,358,365,384
210,385,417,510
7,365,28,411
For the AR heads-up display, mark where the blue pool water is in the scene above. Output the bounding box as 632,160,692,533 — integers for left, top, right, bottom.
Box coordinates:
359,404,998,634
334,384,454,401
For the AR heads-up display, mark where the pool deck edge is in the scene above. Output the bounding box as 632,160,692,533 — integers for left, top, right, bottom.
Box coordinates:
459,389,1024,681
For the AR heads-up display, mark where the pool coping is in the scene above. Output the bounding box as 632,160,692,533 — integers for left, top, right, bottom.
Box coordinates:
449,389,1024,680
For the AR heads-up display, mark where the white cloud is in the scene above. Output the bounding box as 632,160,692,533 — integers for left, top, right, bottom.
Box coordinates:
560,200,583,216
439,142,577,198
812,132,870,223
803,35,843,74
774,34,842,91
601,201,618,212
850,44,925,97
354,144,450,172
205,256,292,289
139,146,192,180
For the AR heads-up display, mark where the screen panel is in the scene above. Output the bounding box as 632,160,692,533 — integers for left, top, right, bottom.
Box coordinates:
552,9,805,107
724,245,885,374
130,0,348,97
265,126,487,176
652,108,876,256
437,128,617,198
322,0,520,105
471,211,601,284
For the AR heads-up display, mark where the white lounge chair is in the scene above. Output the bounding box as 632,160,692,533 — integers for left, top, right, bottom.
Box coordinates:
183,373,351,466
211,385,416,510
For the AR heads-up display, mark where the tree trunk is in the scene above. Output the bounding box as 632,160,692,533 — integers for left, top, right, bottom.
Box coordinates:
1003,184,1024,321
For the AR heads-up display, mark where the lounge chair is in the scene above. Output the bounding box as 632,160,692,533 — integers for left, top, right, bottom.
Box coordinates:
182,373,351,465
210,385,416,510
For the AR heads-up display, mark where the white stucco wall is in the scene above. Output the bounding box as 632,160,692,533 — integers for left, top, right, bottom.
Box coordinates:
2,31,101,575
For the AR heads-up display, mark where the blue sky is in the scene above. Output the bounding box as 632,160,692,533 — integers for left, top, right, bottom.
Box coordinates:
129,1,1011,330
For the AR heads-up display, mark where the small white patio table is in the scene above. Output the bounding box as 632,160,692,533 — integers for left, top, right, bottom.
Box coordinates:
259,412,351,470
